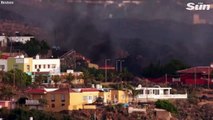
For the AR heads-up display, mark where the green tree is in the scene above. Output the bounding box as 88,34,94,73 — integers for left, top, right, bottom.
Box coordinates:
51,75,61,86
40,40,50,55
126,84,140,102
0,85,15,100
22,39,50,57
96,73,104,81
66,73,74,83
143,59,189,78
155,100,178,114
23,39,41,57
34,75,47,85
17,97,28,107
163,59,189,75
3,69,31,88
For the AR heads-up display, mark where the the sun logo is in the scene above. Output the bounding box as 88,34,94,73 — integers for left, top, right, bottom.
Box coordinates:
186,2,211,11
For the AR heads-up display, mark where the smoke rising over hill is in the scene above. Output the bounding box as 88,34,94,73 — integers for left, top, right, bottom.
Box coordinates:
1,0,213,67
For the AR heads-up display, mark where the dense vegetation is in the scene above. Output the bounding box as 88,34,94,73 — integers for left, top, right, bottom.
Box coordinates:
11,38,50,57
0,108,71,120
142,59,189,78
155,100,177,114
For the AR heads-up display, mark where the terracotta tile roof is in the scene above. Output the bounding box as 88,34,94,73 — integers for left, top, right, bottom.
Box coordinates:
0,55,10,59
79,88,99,92
25,88,47,94
177,66,213,74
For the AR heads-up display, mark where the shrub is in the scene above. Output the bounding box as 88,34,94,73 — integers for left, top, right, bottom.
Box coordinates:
155,100,177,114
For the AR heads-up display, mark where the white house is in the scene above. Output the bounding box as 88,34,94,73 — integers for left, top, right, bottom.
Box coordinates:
0,35,7,47
134,85,187,102
32,55,60,75
8,36,34,44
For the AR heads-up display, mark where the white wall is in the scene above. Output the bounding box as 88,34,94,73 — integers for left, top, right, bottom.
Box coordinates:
0,59,7,71
0,36,7,47
8,36,34,44
32,59,60,75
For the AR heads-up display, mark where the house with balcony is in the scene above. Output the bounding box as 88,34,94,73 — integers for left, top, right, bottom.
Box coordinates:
46,88,100,112
135,85,187,102
24,88,58,110
25,85,129,112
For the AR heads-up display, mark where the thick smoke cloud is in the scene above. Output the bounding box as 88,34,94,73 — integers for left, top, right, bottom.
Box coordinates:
1,0,213,66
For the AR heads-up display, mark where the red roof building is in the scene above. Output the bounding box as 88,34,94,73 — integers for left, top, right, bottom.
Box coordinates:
177,66,213,85
99,66,115,70
25,88,47,94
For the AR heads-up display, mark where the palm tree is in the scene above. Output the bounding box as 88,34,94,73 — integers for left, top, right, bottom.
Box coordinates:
126,83,140,103
51,75,61,87
66,73,74,84
35,75,45,86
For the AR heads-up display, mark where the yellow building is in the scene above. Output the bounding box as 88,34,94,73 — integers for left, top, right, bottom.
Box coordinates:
26,87,129,112
111,90,129,104
99,89,112,104
7,56,33,75
46,88,99,112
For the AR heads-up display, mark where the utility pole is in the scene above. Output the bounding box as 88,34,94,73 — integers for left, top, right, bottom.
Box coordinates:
9,38,13,56
119,60,124,72
208,66,210,89
104,59,110,82
115,60,120,72
13,67,15,88
194,67,197,88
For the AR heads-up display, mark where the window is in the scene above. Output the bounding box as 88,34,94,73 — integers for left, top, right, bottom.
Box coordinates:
48,64,50,68
153,90,159,95
51,94,55,102
61,104,65,106
43,65,46,69
61,94,65,102
39,65,41,69
0,65,5,70
51,104,55,108
145,90,149,94
141,90,144,94
13,64,18,69
52,64,56,68
27,65,30,72
35,65,37,69
83,96,87,101
88,96,92,100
